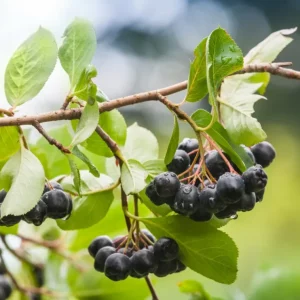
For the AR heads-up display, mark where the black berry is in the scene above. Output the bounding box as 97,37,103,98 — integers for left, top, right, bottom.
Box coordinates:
167,150,190,174
173,184,200,215
104,253,132,281
0,215,21,227
153,172,180,198
205,150,229,180
88,236,114,258
175,260,186,273
42,190,72,219
251,141,276,168
242,165,268,193
43,181,63,194
154,237,179,261
231,192,256,212
256,188,265,202
146,182,170,206
199,184,226,213
215,207,237,219
94,246,116,272
0,277,12,299
189,208,213,222
178,138,199,161
23,200,48,226
216,173,245,204
154,260,178,277
131,249,157,276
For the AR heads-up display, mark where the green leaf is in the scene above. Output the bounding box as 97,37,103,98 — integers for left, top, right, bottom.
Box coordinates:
191,109,253,171
72,146,99,177
73,65,97,100
124,123,159,163
0,125,20,161
121,159,147,195
143,159,167,179
31,125,72,179
206,28,243,116
5,27,57,106
67,155,81,194
59,18,97,88
0,147,45,216
185,37,208,102
57,173,114,230
0,224,18,235
219,28,296,145
78,110,127,157
70,98,99,148
178,280,212,300
219,82,267,146
142,215,238,284
164,116,179,165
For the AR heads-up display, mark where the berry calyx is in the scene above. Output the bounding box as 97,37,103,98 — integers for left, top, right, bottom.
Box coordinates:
153,172,180,198
153,237,179,261
173,184,200,215
94,246,116,272
88,236,114,258
178,138,199,161
242,165,268,193
167,150,190,174
216,173,245,204
251,141,276,168
104,253,132,281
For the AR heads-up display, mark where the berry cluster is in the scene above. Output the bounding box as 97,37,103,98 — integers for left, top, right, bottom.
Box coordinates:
146,140,275,220
0,261,12,300
88,231,185,281
0,181,72,227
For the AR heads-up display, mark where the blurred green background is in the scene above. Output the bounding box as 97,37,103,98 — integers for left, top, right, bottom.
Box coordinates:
1,0,300,299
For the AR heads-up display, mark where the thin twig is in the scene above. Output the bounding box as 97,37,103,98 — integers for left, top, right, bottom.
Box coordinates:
121,186,131,232
145,276,159,300
61,95,73,110
0,108,14,116
95,125,120,154
32,121,71,153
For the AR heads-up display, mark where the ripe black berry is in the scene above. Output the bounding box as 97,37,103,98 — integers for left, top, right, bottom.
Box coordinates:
231,192,256,212
154,237,179,261
251,141,276,168
173,184,200,216
199,184,226,213
216,173,245,204
43,181,63,194
23,200,48,226
0,277,12,299
153,172,180,198
154,260,178,277
242,165,268,193
131,249,158,276
94,246,116,272
0,215,21,227
189,208,213,222
88,236,114,258
178,138,199,161
167,150,190,174
256,188,265,202
42,190,72,219
215,206,237,219
145,182,169,206
0,190,6,204
104,253,132,281
175,260,186,273
205,150,229,180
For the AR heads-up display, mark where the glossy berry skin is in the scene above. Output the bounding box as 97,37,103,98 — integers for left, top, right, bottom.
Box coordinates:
199,184,226,214
256,188,265,202
131,249,158,276
94,246,116,272
205,150,229,180
0,190,6,204
189,208,213,222
216,173,245,204
232,192,256,212
0,277,12,299
42,190,72,219
154,260,178,277
167,150,190,174
242,165,268,193
88,236,114,258
0,215,21,227
215,206,237,219
251,141,276,168
154,237,179,261
178,138,199,161
43,181,63,194
104,253,132,281
145,182,167,206
154,172,180,198
173,184,200,216
23,200,48,226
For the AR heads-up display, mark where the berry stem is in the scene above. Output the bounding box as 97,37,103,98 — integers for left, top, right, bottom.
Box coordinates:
177,149,199,178
134,195,141,246
145,276,159,300
121,186,131,232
